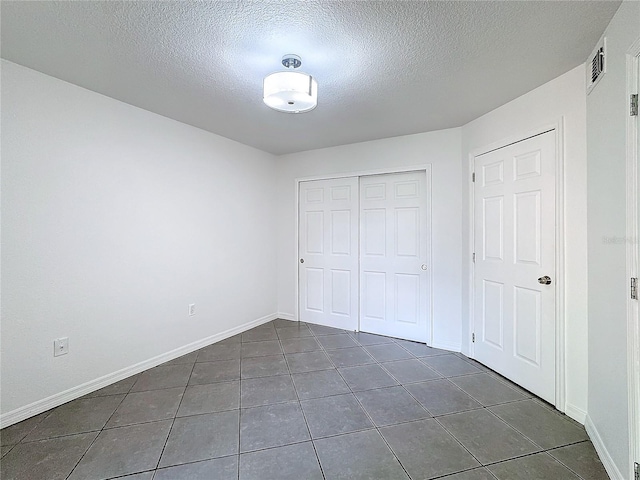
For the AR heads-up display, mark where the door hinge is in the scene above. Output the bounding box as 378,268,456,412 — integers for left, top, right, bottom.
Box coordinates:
472,253,476,263
472,172,476,182
632,277,638,300
472,333,475,343
634,461,639,480
631,94,638,116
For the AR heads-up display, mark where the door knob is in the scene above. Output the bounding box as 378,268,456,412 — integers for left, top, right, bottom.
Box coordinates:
538,276,552,285
421,264,427,270
300,258,304,264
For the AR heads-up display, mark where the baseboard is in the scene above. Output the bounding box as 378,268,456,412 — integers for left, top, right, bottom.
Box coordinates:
0,312,276,429
564,403,587,425
276,312,296,321
431,340,461,352
584,414,625,480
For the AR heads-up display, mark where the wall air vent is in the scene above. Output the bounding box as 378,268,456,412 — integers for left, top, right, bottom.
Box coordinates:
587,37,606,95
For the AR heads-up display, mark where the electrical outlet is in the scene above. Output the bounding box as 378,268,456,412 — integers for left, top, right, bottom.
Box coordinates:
188,304,196,316
54,337,69,357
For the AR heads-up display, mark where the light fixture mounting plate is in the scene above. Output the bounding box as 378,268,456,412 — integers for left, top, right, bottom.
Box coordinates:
282,54,302,69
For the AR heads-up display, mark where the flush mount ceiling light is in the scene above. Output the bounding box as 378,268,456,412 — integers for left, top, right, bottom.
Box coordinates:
263,54,318,113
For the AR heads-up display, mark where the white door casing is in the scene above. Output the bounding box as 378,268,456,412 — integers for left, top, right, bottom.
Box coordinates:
298,177,359,330
359,171,430,343
473,131,557,403
626,38,640,480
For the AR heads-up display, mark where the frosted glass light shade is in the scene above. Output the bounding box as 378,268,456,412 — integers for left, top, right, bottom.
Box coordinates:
263,71,318,113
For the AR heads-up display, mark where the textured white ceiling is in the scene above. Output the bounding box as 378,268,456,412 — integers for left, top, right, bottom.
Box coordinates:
1,1,621,155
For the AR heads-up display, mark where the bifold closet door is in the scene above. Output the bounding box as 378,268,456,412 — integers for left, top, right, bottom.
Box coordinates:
298,177,359,330
359,172,429,343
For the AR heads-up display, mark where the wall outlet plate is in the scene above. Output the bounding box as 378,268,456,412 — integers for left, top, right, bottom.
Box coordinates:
54,337,69,357
188,304,196,316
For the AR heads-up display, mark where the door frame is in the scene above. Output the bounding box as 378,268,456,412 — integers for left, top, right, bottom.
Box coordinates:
625,36,640,480
295,165,433,344
468,120,566,412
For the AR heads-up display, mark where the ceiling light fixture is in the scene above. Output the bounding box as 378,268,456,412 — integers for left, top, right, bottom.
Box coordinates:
263,54,318,113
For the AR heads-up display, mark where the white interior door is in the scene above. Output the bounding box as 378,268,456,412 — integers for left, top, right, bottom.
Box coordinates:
299,177,359,330
473,131,556,403
360,171,430,343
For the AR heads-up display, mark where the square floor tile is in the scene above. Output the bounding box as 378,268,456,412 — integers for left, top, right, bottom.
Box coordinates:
548,441,609,480
24,395,124,441
163,351,199,366
159,411,239,467
190,359,240,384
240,402,310,452
420,355,482,377
155,456,238,480
439,468,497,480
273,319,306,329
316,333,358,350
364,344,414,362
451,374,526,406
314,429,409,480
0,432,97,480
307,324,347,336
326,347,376,367
381,359,441,384
218,334,242,345
130,364,193,392
116,472,154,479
84,375,139,398
405,379,482,416
489,399,588,449
301,394,373,438
241,354,289,378
338,364,398,391
281,337,321,354
380,419,480,478
241,340,283,358
394,339,449,357
0,412,48,446
241,375,297,407
292,369,350,400
438,409,540,464
286,351,333,373
68,420,172,480
106,387,183,428
177,381,240,416
489,372,536,398
276,325,313,339
239,442,323,480
196,343,241,362
1,445,14,458
242,327,278,342
487,452,580,479
355,386,430,426
349,332,395,346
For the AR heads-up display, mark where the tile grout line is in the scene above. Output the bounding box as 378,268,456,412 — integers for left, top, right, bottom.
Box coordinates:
65,375,137,480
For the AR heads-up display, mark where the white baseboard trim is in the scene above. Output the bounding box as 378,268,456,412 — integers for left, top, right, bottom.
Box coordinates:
564,403,587,424
0,312,277,429
276,312,296,321
431,340,461,352
584,414,625,480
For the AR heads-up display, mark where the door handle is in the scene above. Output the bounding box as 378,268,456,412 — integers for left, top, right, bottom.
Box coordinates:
538,276,552,285
421,264,427,270
300,258,304,264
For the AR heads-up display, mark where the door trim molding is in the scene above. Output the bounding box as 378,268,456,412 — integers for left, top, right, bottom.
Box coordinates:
626,36,640,480
295,165,433,345
468,120,567,413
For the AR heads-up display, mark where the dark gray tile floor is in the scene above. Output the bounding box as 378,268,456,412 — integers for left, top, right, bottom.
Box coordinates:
0,320,610,480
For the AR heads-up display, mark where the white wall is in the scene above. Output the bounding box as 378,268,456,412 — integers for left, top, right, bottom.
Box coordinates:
1,61,278,421
460,65,589,422
586,1,640,477
276,128,463,351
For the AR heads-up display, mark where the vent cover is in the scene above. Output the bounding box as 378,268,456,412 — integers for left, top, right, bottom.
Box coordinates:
587,37,606,94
